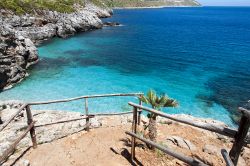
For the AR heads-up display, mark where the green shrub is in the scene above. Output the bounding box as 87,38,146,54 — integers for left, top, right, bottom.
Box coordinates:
0,0,85,15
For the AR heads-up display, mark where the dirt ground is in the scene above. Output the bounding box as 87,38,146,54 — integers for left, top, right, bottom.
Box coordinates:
20,118,250,166
23,126,131,166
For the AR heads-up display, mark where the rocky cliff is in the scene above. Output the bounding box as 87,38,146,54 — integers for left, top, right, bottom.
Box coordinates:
0,2,112,90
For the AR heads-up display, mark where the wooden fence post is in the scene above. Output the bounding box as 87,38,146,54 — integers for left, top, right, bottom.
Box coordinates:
138,95,142,125
131,106,138,161
229,108,250,165
0,116,3,124
26,105,37,148
85,98,90,131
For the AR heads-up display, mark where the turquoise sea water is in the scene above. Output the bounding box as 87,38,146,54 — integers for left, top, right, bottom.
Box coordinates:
1,7,250,126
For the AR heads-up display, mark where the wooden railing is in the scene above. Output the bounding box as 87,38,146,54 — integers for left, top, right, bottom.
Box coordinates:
0,93,143,164
0,104,28,132
28,93,143,131
126,102,250,166
28,93,143,105
0,104,37,164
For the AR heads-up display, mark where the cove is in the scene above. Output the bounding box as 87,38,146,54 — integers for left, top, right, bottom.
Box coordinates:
1,7,250,127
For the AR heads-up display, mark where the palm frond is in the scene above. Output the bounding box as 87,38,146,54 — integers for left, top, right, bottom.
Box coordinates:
139,95,149,104
163,99,178,107
140,89,178,110
147,89,156,107
158,95,168,107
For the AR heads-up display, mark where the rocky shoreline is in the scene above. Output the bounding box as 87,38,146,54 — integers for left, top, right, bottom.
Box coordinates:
0,3,112,90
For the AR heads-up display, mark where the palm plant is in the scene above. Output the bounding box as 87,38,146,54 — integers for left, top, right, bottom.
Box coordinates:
139,90,178,149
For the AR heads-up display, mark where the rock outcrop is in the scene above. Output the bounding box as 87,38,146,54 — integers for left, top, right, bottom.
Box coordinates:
103,21,120,26
0,3,112,90
166,136,197,151
0,26,38,89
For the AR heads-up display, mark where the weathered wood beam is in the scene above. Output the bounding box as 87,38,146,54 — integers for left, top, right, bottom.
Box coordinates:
221,149,234,166
85,98,90,132
0,117,3,124
0,121,35,164
35,115,94,128
229,114,250,165
89,111,133,116
26,105,37,148
138,95,143,125
239,107,250,145
131,107,138,160
125,131,207,166
128,102,237,138
238,107,250,120
0,104,27,132
28,93,143,105
246,136,250,144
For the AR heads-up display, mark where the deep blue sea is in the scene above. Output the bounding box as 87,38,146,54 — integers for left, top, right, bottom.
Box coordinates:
1,7,250,126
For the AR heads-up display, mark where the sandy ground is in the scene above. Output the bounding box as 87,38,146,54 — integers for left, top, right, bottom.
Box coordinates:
22,124,177,166
18,117,250,166
23,126,131,166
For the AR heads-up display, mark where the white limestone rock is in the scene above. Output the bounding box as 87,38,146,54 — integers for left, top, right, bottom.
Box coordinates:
166,136,197,151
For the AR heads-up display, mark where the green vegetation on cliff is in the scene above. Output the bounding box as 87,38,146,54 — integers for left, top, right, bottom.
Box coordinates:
0,0,200,15
99,0,201,8
0,0,84,15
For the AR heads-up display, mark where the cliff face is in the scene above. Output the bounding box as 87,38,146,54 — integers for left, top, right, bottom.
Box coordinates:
0,27,38,89
0,3,112,90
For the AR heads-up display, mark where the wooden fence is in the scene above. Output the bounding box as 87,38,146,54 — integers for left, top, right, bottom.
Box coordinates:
1,93,249,165
0,93,143,164
126,102,250,166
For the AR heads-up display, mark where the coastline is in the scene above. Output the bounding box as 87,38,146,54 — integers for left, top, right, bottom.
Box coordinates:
113,5,202,9
0,3,113,91
0,2,201,91
0,4,249,166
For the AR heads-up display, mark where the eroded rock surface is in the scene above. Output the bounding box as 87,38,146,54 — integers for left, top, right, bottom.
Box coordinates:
0,26,38,89
166,136,197,151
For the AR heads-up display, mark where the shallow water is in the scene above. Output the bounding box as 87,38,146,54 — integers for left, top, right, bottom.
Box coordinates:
1,7,250,126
